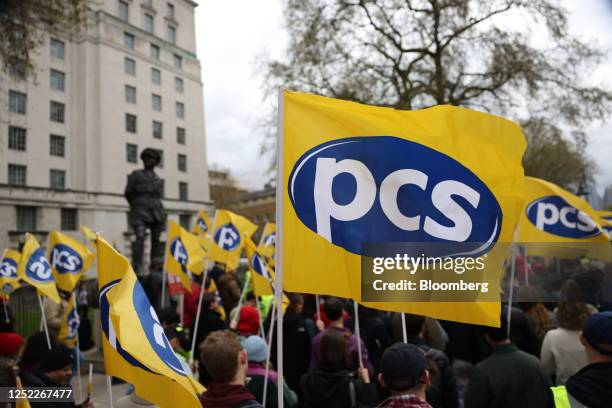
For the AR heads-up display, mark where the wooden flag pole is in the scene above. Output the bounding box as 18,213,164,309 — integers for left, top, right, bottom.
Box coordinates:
189,267,209,365
507,244,517,337
37,295,52,349
353,300,364,368
275,87,285,408
74,296,83,402
401,313,408,343
262,301,277,407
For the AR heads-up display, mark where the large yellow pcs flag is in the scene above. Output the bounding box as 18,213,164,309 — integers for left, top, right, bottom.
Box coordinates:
192,210,213,236
518,177,611,258
97,236,204,406
257,223,276,263
245,236,274,296
279,91,527,326
18,234,60,304
597,210,612,237
48,231,95,293
208,210,257,270
0,249,21,297
58,294,79,348
165,221,207,290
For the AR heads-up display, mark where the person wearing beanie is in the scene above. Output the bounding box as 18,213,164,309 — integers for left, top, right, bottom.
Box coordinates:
378,343,432,408
242,336,298,408
558,311,612,408
237,305,261,337
0,332,24,388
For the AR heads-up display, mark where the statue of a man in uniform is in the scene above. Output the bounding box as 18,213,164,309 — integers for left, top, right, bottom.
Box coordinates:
124,148,165,275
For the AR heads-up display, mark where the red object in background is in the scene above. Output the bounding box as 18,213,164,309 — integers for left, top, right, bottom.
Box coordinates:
167,273,186,296
183,282,201,329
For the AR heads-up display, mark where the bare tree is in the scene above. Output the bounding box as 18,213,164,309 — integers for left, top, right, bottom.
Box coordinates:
262,0,612,189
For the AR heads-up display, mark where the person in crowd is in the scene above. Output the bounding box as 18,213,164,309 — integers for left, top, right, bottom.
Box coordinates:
157,308,181,330
19,331,56,374
401,314,459,408
242,335,298,408
164,327,193,377
183,278,203,331
195,292,226,385
311,297,374,376
560,311,612,408
213,265,242,316
21,344,93,407
354,305,392,375
199,330,263,408
541,280,591,384
300,329,377,408
77,304,94,351
44,289,70,340
463,315,552,408
504,305,541,357
0,332,24,387
236,305,261,338
518,286,557,342
230,292,257,325
377,343,433,408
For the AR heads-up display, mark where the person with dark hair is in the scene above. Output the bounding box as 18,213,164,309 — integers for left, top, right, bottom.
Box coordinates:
377,343,432,408
301,329,377,408
398,314,458,408
199,330,262,408
77,305,94,351
195,291,227,385
353,305,392,375
310,298,374,376
19,331,56,374
157,307,181,329
557,311,612,408
463,316,552,408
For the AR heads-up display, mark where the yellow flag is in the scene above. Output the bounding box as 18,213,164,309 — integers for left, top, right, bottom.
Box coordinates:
80,226,97,246
597,210,612,238
15,377,31,408
97,236,205,406
58,293,79,348
48,231,95,293
245,236,274,296
192,210,213,236
279,91,527,326
18,234,60,303
0,249,21,297
165,221,207,291
207,210,257,270
518,177,611,259
257,223,276,263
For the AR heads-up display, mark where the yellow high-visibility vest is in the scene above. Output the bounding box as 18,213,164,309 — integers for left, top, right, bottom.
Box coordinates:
551,386,587,408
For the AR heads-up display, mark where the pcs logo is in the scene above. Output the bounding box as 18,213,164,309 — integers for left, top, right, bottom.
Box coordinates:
526,196,600,239
197,218,208,232
0,258,17,279
263,233,276,249
66,307,79,339
214,224,240,251
288,136,502,256
250,253,271,280
25,248,54,283
100,280,187,376
170,238,188,271
50,244,84,274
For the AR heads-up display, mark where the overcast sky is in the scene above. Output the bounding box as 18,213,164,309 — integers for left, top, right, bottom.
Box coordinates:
195,0,612,199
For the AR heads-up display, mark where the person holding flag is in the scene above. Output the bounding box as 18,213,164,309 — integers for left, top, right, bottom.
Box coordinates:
207,209,257,270
1,249,21,329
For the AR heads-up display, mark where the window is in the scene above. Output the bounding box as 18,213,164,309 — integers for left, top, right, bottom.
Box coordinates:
150,43,160,60
8,164,26,186
153,121,163,139
179,214,191,230
153,149,164,168
175,101,184,118
177,127,185,144
178,154,187,172
61,208,78,231
126,143,138,163
179,182,188,200
126,114,137,133
151,68,161,85
50,69,65,91
125,85,136,103
50,135,65,157
124,57,136,75
50,101,65,123
8,127,27,151
152,94,162,111
50,38,65,59
16,206,37,231
50,169,66,189
124,32,134,49
118,0,129,21
175,77,183,93
8,63,26,80
167,3,175,17
9,90,26,114
173,54,182,69
144,14,154,33
167,25,176,44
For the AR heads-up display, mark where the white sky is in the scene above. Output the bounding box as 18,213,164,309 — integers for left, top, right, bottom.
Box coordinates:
195,0,612,198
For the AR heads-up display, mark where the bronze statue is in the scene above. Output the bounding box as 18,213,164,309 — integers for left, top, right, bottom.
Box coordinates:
124,148,165,275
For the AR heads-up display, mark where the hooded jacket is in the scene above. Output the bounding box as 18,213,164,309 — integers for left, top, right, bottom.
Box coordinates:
199,382,262,408
566,361,612,408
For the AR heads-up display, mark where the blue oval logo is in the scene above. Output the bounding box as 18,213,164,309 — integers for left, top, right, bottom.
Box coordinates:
526,196,600,239
250,253,270,280
0,258,17,279
603,225,612,235
213,223,241,250
66,307,79,339
288,136,502,255
197,218,208,232
170,238,188,272
25,248,54,283
50,244,84,274
263,232,276,249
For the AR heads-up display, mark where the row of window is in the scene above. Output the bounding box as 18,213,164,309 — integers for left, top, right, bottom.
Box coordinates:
119,1,177,42
8,127,65,156
123,30,182,67
125,88,183,114
125,144,186,171
9,91,65,123
124,52,182,75
15,206,77,231
125,69,183,91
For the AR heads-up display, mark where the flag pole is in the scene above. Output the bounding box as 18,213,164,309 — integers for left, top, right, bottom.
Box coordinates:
106,375,114,408
87,363,93,401
275,87,285,408
161,223,170,308
353,300,364,368
37,294,52,349
255,295,266,339
262,301,277,407
401,313,408,343
2,298,9,324
315,294,321,323
189,267,209,366
507,244,517,337
74,296,83,402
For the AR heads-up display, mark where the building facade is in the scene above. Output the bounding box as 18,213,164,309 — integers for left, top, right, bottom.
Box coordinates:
0,0,211,272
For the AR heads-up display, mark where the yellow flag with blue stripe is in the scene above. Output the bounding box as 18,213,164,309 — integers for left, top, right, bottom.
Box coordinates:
0,249,21,298
245,236,274,297
257,223,276,264
97,235,204,406
18,234,60,304
165,221,207,291
208,210,257,270
192,210,213,236
48,231,95,293
279,91,527,326
598,210,612,238
58,293,79,348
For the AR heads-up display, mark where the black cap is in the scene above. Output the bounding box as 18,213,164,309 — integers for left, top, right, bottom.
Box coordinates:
140,148,161,165
583,311,612,356
380,343,426,391
40,345,73,373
